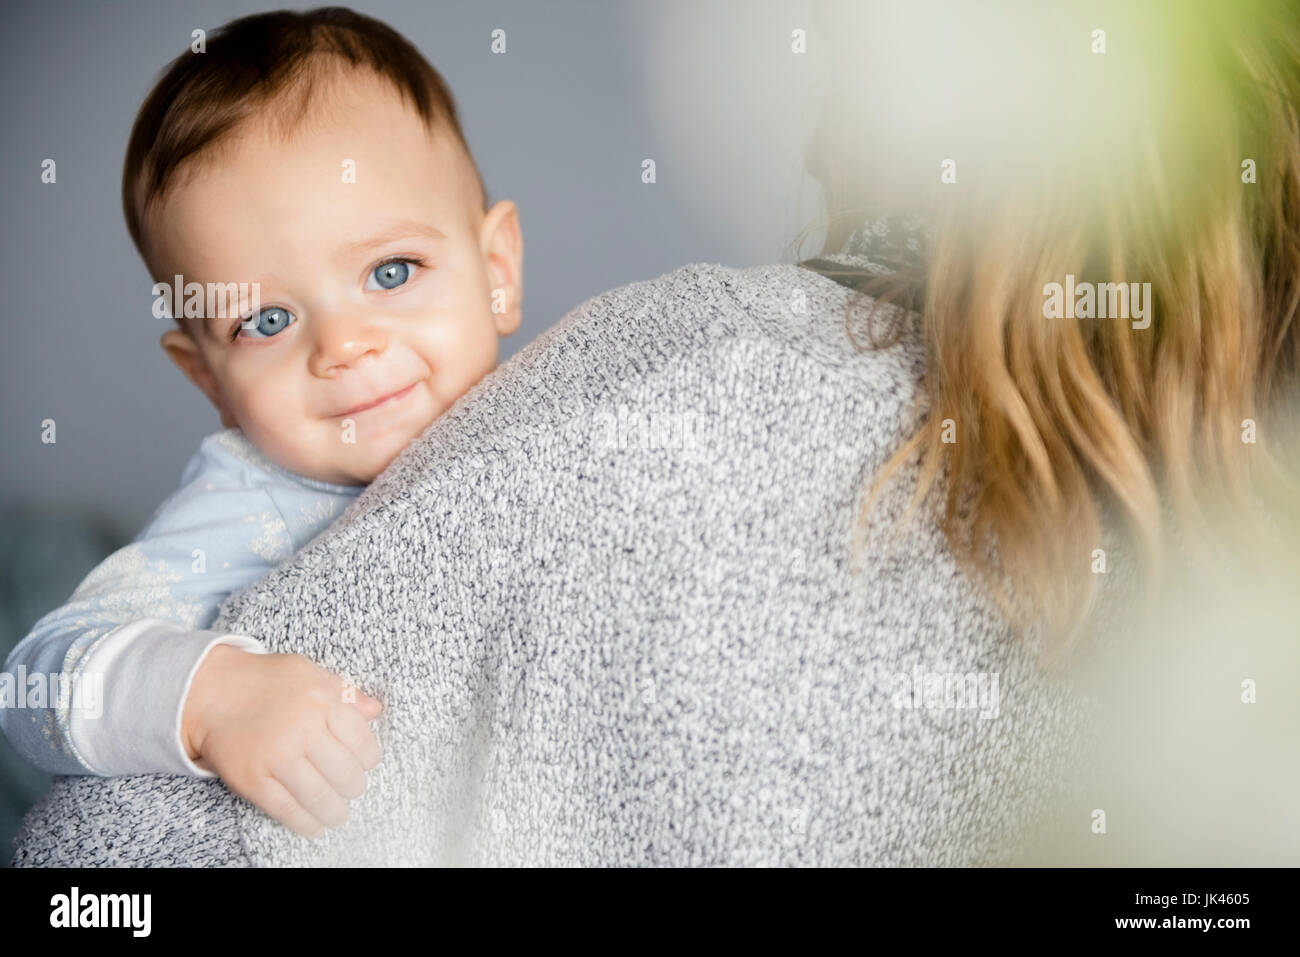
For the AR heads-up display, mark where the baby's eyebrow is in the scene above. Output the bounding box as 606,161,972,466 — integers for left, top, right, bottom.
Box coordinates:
340,220,446,257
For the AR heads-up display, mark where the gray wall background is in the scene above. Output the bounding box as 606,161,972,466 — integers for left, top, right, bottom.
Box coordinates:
0,0,828,534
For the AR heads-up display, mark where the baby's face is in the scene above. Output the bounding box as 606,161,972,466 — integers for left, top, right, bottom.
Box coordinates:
152,69,522,486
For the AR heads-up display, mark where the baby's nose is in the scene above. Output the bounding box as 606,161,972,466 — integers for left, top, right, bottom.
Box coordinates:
308,314,388,377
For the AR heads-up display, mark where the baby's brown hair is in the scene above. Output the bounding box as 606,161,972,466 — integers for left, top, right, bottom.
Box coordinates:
122,6,484,295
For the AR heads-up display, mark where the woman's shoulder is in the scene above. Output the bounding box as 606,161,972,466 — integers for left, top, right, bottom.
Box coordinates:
362,260,931,505
554,259,927,396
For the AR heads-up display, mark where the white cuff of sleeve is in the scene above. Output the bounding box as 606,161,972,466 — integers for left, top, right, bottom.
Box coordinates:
66,618,268,777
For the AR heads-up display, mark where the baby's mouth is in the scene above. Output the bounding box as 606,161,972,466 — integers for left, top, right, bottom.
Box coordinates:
331,382,419,418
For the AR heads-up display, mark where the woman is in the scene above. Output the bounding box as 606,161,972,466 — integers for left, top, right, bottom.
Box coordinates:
14,0,1299,865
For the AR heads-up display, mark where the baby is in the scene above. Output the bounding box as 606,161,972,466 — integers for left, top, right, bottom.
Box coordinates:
0,8,522,838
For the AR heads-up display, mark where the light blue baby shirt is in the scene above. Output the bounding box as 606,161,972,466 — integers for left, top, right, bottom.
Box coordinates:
0,428,363,777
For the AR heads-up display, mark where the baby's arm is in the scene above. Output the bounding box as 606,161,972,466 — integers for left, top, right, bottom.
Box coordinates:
2,440,383,835
0,476,295,777
1,613,265,777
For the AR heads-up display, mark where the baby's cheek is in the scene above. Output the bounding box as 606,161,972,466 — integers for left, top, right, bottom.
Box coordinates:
239,409,310,463
443,327,499,399
421,306,485,368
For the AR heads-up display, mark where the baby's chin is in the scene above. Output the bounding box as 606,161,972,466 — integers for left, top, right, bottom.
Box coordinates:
312,391,443,483
242,418,429,487
336,414,443,484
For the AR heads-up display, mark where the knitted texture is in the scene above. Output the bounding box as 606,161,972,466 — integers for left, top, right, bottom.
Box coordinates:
12,261,1094,866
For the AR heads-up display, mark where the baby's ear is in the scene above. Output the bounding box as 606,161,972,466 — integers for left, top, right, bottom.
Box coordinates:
160,329,236,427
480,199,523,336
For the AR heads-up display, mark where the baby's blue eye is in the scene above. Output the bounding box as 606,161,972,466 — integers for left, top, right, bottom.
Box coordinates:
239,306,295,339
368,259,415,291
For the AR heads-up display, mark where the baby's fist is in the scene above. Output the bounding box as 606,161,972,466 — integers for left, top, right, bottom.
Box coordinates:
182,646,383,837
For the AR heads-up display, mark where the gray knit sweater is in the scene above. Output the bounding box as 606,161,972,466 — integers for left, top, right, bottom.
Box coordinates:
11,260,1093,866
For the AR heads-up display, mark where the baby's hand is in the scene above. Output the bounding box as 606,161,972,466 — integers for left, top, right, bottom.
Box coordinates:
180,645,383,838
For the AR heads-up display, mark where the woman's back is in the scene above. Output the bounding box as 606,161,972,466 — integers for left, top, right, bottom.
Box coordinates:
13,254,1097,866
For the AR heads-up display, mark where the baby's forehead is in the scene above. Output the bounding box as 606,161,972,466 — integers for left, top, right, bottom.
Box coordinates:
254,65,470,173
149,67,482,271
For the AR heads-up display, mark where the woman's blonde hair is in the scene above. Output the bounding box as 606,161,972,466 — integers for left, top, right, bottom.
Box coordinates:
810,0,1300,658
